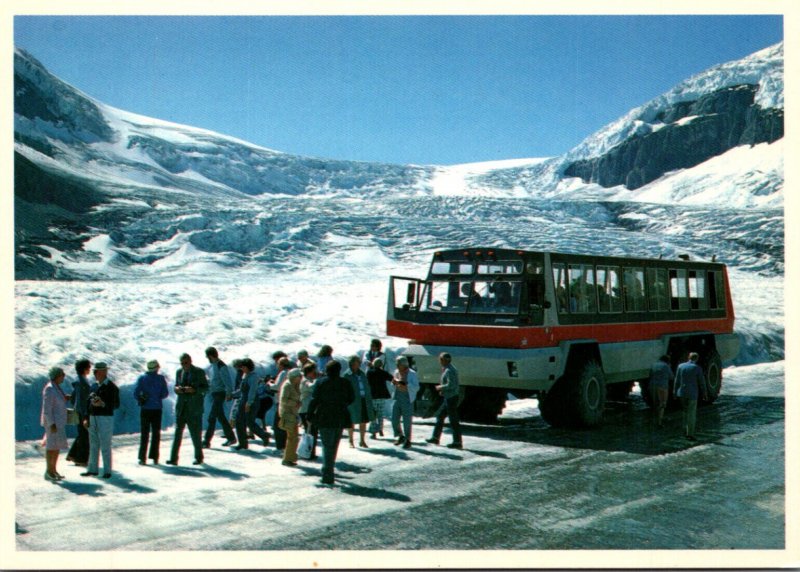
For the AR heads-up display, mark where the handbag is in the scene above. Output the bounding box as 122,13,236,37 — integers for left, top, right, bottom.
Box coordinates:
55,382,79,425
66,408,79,425
297,432,314,460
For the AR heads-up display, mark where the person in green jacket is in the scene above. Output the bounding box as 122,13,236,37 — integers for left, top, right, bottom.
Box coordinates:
167,353,209,466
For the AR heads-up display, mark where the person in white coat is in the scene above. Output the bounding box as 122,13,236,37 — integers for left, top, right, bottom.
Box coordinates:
390,356,419,449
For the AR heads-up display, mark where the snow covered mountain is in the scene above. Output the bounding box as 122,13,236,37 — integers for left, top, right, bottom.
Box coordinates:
13,43,784,440
14,44,783,280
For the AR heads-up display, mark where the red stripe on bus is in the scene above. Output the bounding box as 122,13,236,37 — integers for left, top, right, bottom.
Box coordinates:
386,318,735,348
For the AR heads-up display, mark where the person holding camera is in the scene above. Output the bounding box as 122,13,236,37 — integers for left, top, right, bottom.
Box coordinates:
167,353,209,466
133,360,169,465
81,362,120,479
391,356,419,449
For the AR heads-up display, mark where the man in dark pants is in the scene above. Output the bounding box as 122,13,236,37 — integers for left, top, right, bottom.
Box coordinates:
203,347,236,448
426,352,463,449
133,359,169,464
674,352,708,441
308,360,354,486
167,353,209,465
66,359,92,466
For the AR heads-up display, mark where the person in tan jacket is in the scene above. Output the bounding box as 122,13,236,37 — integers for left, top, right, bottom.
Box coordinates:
279,368,304,466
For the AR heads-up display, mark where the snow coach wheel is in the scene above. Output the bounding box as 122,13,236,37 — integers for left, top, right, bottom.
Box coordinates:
702,350,723,404
570,361,607,427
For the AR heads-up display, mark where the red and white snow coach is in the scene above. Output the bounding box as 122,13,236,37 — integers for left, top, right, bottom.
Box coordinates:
387,248,739,427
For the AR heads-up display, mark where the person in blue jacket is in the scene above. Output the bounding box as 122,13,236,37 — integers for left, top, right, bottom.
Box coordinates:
674,352,708,441
133,360,170,465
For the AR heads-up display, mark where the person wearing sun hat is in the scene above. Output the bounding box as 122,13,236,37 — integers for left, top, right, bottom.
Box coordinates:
133,359,170,465
81,361,120,479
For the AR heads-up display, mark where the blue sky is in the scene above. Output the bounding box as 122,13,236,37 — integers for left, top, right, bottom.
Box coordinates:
14,15,783,165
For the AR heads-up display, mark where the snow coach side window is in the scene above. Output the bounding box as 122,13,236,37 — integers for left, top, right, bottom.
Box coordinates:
707,271,726,310
597,266,622,313
430,261,473,276
568,264,597,314
688,270,708,310
623,267,646,312
470,280,521,313
477,261,523,275
669,268,690,311
647,268,670,312
423,281,466,313
553,264,569,313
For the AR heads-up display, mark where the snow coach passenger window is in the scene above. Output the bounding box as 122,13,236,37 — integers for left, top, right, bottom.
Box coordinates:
669,269,690,311
623,267,646,312
597,266,622,313
553,264,569,313
431,261,473,275
647,268,670,312
688,270,708,310
568,264,597,314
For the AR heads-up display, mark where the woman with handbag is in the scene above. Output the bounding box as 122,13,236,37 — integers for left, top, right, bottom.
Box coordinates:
66,359,91,466
41,366,70,481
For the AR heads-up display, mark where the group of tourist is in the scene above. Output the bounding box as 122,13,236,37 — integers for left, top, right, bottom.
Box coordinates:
39,339,464,487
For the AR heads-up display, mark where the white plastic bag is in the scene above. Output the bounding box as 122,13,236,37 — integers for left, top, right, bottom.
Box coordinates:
297,432,314,460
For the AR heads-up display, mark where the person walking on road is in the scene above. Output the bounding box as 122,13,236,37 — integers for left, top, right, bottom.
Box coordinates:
133,360,169,465
167,353,209,465
391,356,419,449
82,362,120,479
234,358,271,449
308,360,354,486
426,352,463,449
203,347,237,448
674,352,708,441
649,355,674,427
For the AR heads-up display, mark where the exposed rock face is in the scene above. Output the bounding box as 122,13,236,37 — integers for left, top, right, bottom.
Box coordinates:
563,84,784,190
14,49,115,145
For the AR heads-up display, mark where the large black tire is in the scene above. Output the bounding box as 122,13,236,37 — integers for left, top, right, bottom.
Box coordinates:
570,360,607,427
702,350,723,403
458,387,506,424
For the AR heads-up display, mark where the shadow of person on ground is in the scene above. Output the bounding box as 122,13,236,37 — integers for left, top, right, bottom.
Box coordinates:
337,481,411,503
98,473,157,494
359,446,411,461
52,479,106,497
411,446,463,461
